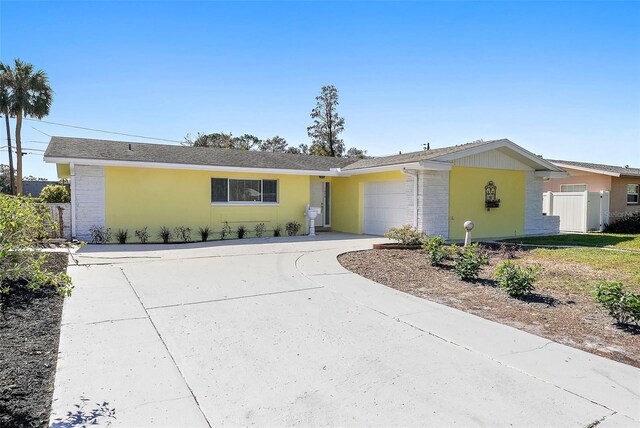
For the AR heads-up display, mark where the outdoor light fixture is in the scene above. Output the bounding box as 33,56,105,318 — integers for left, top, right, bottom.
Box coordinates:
485,181,500,210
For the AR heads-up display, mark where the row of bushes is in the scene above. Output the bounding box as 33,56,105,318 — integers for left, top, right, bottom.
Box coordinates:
605,212,640,234
384,225,639,326
89,221,302,244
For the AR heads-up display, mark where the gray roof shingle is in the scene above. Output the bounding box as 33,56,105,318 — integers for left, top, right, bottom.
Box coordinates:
342,139,499,170
44,137,355,171
547,159,640,177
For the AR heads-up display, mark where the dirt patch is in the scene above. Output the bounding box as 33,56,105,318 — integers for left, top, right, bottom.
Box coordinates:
0,252,69,428
338,247,640,368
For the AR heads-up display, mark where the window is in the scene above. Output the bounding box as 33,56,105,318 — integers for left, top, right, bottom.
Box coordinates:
560,184,587,192
211,178,278,204
628,184,639,204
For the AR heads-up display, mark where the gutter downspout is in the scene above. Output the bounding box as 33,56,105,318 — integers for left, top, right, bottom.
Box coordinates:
402,168,419,229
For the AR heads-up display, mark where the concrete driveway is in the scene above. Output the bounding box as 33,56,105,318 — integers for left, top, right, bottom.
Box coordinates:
50,234,640,427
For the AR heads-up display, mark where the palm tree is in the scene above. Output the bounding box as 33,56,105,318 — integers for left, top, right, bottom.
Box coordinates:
0,59,53,195
0,71,15,195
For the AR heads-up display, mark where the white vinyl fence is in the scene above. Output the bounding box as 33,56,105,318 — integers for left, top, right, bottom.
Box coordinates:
542,191,610,233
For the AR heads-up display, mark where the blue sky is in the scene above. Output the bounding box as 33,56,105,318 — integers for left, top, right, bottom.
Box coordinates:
1,1,638,179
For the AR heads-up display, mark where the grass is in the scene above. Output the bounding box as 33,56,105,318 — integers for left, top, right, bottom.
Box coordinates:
525,247,640,293
504,233,640,251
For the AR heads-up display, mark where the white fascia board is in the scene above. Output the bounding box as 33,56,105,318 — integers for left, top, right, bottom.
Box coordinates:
551,163,621,177
433,140,564,172
340,162,424,175
43,157,342,177
534,171,570,179
419,160,453,171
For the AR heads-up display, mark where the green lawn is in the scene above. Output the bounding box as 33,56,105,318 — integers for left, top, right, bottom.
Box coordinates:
526,247,640,291
504,233,640,251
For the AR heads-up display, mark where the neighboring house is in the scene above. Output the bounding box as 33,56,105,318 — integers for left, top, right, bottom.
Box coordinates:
544,160,640,218
43,137,565,242
23,180,59,197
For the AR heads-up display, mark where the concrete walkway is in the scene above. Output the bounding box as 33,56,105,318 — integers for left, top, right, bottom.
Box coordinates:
50,234,640,427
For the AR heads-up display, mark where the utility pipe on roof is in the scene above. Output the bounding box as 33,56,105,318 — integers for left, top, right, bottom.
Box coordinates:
401,168,419,229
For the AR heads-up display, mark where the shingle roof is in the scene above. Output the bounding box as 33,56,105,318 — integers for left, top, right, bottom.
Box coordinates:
342,139,501,170
547,159,640,177
44,137,355,171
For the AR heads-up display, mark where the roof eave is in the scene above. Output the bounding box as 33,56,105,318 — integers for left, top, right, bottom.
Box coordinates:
43,156,344,177
550,162,622,177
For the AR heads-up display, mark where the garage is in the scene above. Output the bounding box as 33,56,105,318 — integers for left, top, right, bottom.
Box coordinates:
363,181,407,235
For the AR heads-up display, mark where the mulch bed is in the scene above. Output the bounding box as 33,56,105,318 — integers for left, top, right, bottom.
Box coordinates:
338,247,640,368
0,252,68,428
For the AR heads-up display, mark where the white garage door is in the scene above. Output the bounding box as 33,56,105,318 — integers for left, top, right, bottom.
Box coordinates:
363,181,407,235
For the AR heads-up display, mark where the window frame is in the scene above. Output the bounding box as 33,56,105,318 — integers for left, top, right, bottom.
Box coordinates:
211,178,279,205
559,183,588,192
627,184,639,205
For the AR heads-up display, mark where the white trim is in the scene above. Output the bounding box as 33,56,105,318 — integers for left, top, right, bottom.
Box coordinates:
551,162,621,177
45,157,343,177
534,171,569,179
401,169,419,228
627,183,639,205
560,183,588,192
435,140,564,172
211,203,280,206
69,163,76,238
341,162,423,175
419,160,453,171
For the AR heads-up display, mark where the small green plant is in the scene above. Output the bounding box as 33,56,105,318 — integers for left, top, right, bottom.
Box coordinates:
273,225,282,237
593,281,640,325
89,225,111,244
254,223,266,238
199,226,210,242
135,227,149,244
237,225,247,239
115,229,128,244
453,243,488,281
422,236,447,266
39,184,71,203
285,221,301,236
158,226,171,244
175,226,192,243
384,225,425,246
220,221,232,240
0,195,73,308
494,260,541,297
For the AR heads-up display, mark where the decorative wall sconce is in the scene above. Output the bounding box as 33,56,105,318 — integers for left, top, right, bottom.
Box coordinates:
485,181,500,210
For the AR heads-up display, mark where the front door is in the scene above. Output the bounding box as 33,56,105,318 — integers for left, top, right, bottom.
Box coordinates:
310,181,331,227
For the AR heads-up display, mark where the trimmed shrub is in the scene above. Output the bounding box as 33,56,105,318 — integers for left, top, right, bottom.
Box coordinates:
254,223,266,238
175,226,192,243
89,225,111,244
273,225,282,237
453,243,488,281
115,229,128,244
422,236,447,266
135,227,149,244
158,226,171,244
605,212,640,234
39,184,71,203
593,281,640,325
199,226,210,242
220,221,232,240
285,221,301,236
237,225,247,239
494,260,540,297
0,195,72,305
384,225,425,246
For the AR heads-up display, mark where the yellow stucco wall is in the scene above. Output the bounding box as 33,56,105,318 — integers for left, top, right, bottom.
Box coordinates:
104,166,310,240
331,171,405,234
56,164,71,179
449,166,525,240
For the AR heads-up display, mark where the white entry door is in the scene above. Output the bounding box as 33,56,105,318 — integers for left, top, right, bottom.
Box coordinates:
310,182,331,227
363,181,406,235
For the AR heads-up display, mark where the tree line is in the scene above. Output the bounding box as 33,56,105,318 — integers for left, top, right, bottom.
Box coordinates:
183,85,368,159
